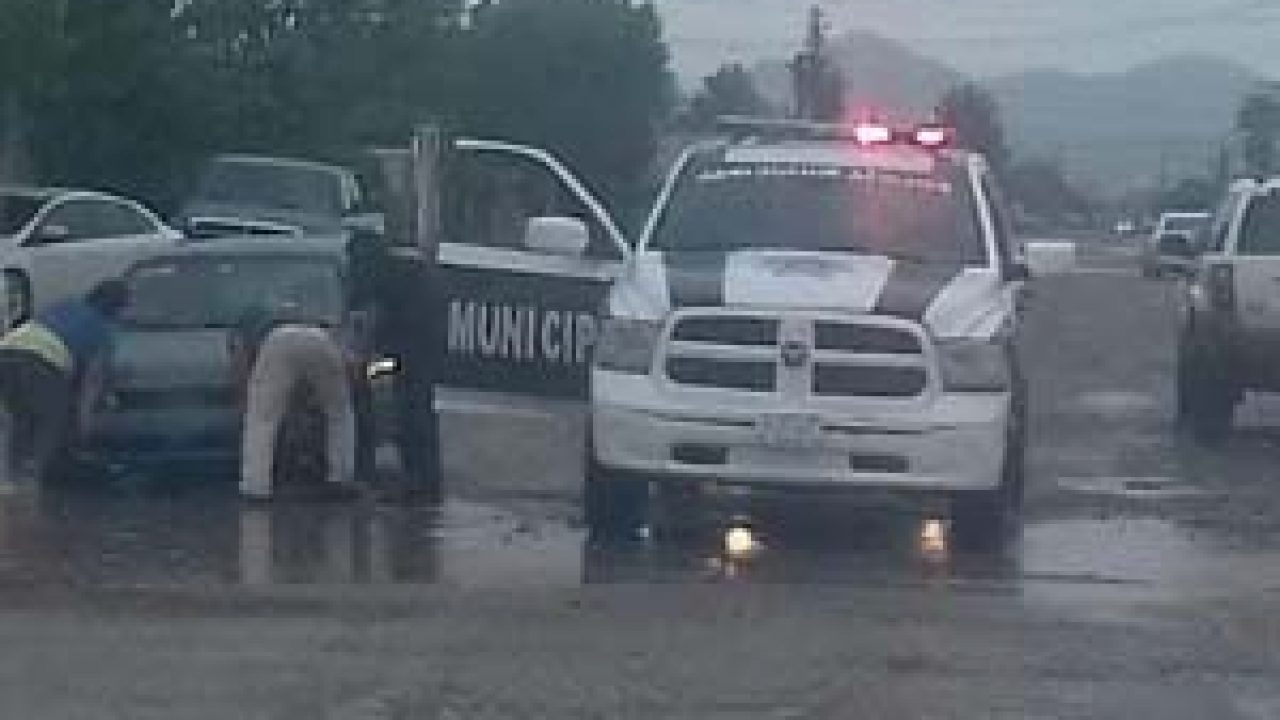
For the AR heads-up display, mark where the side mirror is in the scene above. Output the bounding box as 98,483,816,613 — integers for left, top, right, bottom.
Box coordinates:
1023,240,1077,277
523,216,589,257
342,212,386,238
159,225,185,242
31,223,70,245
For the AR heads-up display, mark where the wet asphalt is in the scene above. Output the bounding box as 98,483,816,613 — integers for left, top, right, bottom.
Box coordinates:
2,238,1280,718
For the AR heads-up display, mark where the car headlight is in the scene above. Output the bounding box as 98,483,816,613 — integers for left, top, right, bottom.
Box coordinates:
938,338,1010,392
593,317,663,374
366,356,400,381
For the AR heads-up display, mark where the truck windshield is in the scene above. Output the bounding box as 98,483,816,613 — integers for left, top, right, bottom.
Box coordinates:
0,194,45,236
650,161,986,266
193,160,345,217
123,256,344,329
1239,195,1280,255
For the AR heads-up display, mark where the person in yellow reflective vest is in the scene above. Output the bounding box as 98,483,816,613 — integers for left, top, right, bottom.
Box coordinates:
0,280,130,481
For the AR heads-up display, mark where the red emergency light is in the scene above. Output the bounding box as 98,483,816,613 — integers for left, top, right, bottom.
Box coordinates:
715,115,955,151
913,125,950,148
853,122,893,146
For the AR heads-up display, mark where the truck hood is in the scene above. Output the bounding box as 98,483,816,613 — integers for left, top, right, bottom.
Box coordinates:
613,250,1009,338
180,202,344,238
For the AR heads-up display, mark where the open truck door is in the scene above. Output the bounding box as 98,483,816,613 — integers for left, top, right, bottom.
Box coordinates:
387,128,630,402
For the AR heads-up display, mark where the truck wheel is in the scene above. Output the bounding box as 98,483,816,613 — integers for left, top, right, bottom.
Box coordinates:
584,447,650,543
1176,342,1236,445
953,428,1024,550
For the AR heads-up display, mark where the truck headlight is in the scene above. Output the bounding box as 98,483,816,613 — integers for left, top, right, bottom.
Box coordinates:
938,339,1010,392
594,318,662,374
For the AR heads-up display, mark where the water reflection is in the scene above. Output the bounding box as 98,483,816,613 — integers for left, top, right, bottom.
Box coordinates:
582,512,1017,586
0,483,585,588
0,480,1031,591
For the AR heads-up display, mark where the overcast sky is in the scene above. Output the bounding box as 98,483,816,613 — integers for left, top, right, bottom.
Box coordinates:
655,0,1280,82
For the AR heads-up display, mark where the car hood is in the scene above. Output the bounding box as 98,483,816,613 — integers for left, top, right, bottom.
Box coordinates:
110,327,233,392
612,250,1010,339
180,202,345,238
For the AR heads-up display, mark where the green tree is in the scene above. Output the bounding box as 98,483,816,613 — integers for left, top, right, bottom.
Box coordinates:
28,0,202,209
1157,177,1217,212
1237,91,1280,176
462,0,674,207
177,0,463,158
0,0,66,181
1005,158,1094,224
684,63,771,129
938,83,1010,173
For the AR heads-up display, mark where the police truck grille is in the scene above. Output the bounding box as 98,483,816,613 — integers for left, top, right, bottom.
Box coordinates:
663,312,931,400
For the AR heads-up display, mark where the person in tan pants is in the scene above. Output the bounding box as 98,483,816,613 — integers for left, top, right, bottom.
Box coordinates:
235,319,356,500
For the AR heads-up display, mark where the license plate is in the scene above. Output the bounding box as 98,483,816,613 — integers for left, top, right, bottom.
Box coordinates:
757,413,821,449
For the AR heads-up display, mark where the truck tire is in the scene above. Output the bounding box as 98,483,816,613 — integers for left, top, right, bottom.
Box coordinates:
583,444,650,542
953,429,1024,550
954,366,1026,551
1176,338,1236,445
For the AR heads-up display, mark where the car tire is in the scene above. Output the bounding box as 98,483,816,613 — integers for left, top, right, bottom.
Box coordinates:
1176,341,1236,445
584,443,651,543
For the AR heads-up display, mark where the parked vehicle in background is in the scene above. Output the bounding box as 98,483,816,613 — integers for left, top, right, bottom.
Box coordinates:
1177,179,1280,441
1141,211,1210,278
76,239,394,476
0,187,183,325
179,155,384,241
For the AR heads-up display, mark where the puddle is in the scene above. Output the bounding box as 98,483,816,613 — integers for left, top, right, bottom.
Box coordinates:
1057,475,1211,500
2,482,1277,600
1073,391,1161,418
0,487,583,589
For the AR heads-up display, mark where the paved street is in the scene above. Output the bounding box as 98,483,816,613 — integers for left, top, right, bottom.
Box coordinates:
3,238,1280,718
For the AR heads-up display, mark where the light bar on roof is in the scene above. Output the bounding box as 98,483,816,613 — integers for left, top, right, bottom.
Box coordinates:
853,123,892,145
913,125,950,148
715,115,953,150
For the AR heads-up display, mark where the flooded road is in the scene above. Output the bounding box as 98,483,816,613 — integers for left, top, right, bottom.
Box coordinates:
2,239,1280,718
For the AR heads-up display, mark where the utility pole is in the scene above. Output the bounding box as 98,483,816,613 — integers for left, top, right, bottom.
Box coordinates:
789,5,842,121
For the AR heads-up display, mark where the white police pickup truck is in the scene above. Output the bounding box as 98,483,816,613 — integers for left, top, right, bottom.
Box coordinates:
582,120,1070,540
385,123,1068,542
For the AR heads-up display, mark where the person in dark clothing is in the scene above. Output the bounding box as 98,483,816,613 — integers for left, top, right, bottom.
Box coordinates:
347,231,441,499
0,280,130,480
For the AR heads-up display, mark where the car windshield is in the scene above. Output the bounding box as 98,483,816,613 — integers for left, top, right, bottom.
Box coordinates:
192,160,344,216
650,159,986,266
122,256,344,329
0,194,45,236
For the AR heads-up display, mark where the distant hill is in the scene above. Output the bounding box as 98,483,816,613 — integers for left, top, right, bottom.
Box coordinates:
989,55,1263,192
749,33,1266,194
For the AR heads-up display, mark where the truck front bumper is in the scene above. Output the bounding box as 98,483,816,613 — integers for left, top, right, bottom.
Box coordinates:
592,373,1011,496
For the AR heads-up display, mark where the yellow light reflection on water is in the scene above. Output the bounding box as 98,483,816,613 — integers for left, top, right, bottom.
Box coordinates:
919,517,950,561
